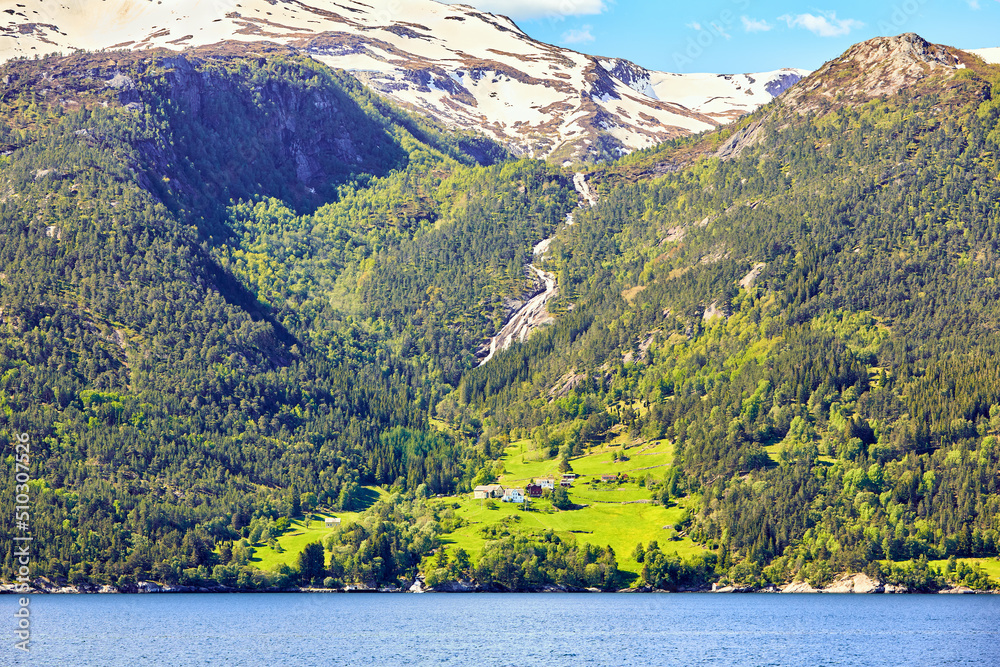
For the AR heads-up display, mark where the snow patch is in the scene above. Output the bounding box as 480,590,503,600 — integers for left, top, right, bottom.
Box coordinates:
968,47,1000,64
0,0,810,160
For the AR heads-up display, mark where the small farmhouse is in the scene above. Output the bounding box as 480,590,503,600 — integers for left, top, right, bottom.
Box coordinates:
601,474,618,483
526,483,543,498
538,476,555,490
474,484,505,499
502,488,525,503
324,517,341,528
560,478,573,488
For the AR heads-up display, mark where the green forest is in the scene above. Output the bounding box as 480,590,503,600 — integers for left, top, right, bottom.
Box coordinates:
1,42,999,592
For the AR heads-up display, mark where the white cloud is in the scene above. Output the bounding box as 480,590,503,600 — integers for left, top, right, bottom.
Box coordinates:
710,22,732,40
779,11,864,37
445,0,607,19
741,16,772,33
562,25,595,44
968,0,980,8
686,21,703,31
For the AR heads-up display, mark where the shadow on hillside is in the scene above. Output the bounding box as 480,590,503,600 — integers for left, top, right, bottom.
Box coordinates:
352,486,381,512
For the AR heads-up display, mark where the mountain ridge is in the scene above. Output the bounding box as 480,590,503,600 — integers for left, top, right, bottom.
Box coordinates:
596,32,1000,181
0,0,807,161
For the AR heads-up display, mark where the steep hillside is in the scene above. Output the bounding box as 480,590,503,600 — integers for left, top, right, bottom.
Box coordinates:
604,34,994,175
451,33,1000,590
782,33,977,111
0,46,521,588
0,0,806,162
3,33,1000,594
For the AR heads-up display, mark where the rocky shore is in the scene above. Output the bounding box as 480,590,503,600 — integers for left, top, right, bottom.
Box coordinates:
2,572,995,594
706,573,991,594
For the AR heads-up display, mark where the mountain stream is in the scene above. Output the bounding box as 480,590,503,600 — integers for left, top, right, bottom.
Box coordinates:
478,173,596,366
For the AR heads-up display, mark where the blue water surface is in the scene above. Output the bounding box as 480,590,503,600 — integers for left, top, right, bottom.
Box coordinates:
5,592,999,666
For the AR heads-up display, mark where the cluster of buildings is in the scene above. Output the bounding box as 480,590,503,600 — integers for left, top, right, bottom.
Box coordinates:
472,484,526,503
473,474,580,504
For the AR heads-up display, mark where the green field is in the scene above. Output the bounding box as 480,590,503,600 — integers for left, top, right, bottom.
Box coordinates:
431,437,703,583
928,558,1000,583
249,440,702,583
249,510,367,571
570,484,654,503
498,439,675,486
248,487,386,571
437,493,702,583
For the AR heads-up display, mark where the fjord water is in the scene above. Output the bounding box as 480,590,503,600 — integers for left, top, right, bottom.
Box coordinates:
8,594,999,666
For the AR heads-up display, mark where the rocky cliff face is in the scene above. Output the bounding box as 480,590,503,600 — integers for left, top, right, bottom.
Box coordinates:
0,43,419,213
148,49,393,207
0,0,806,162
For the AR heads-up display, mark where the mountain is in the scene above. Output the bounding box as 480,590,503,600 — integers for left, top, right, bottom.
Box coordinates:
784,33,977,110
614,33,994,168
0,0,807,162
2,30,1000,595
467,32,1000,589
0,43,521,587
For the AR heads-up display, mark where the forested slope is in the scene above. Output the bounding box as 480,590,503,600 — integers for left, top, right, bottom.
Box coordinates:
454,38,1000,589
0,46,541,586
3,35,1000,592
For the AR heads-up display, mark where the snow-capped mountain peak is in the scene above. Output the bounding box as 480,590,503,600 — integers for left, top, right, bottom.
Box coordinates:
1,0,808,161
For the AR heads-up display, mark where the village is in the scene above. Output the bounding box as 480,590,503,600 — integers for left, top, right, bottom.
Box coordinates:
473,472,629,504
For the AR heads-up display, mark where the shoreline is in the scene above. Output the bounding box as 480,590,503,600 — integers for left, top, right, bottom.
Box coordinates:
3,574,996,596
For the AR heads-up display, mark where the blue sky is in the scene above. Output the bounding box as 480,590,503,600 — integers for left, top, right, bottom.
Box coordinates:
444,1,1000,73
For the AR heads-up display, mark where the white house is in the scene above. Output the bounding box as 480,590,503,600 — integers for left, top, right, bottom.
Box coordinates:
324,517,341,528
502,488,525,504
537,476,555,490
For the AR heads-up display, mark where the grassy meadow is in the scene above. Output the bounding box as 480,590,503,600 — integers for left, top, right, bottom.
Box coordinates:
248,486,385,570
249,511,365,571
248,437,702,584
430,437,703,583
436,494,702,583
928,558,1000,583
498,438,675,485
